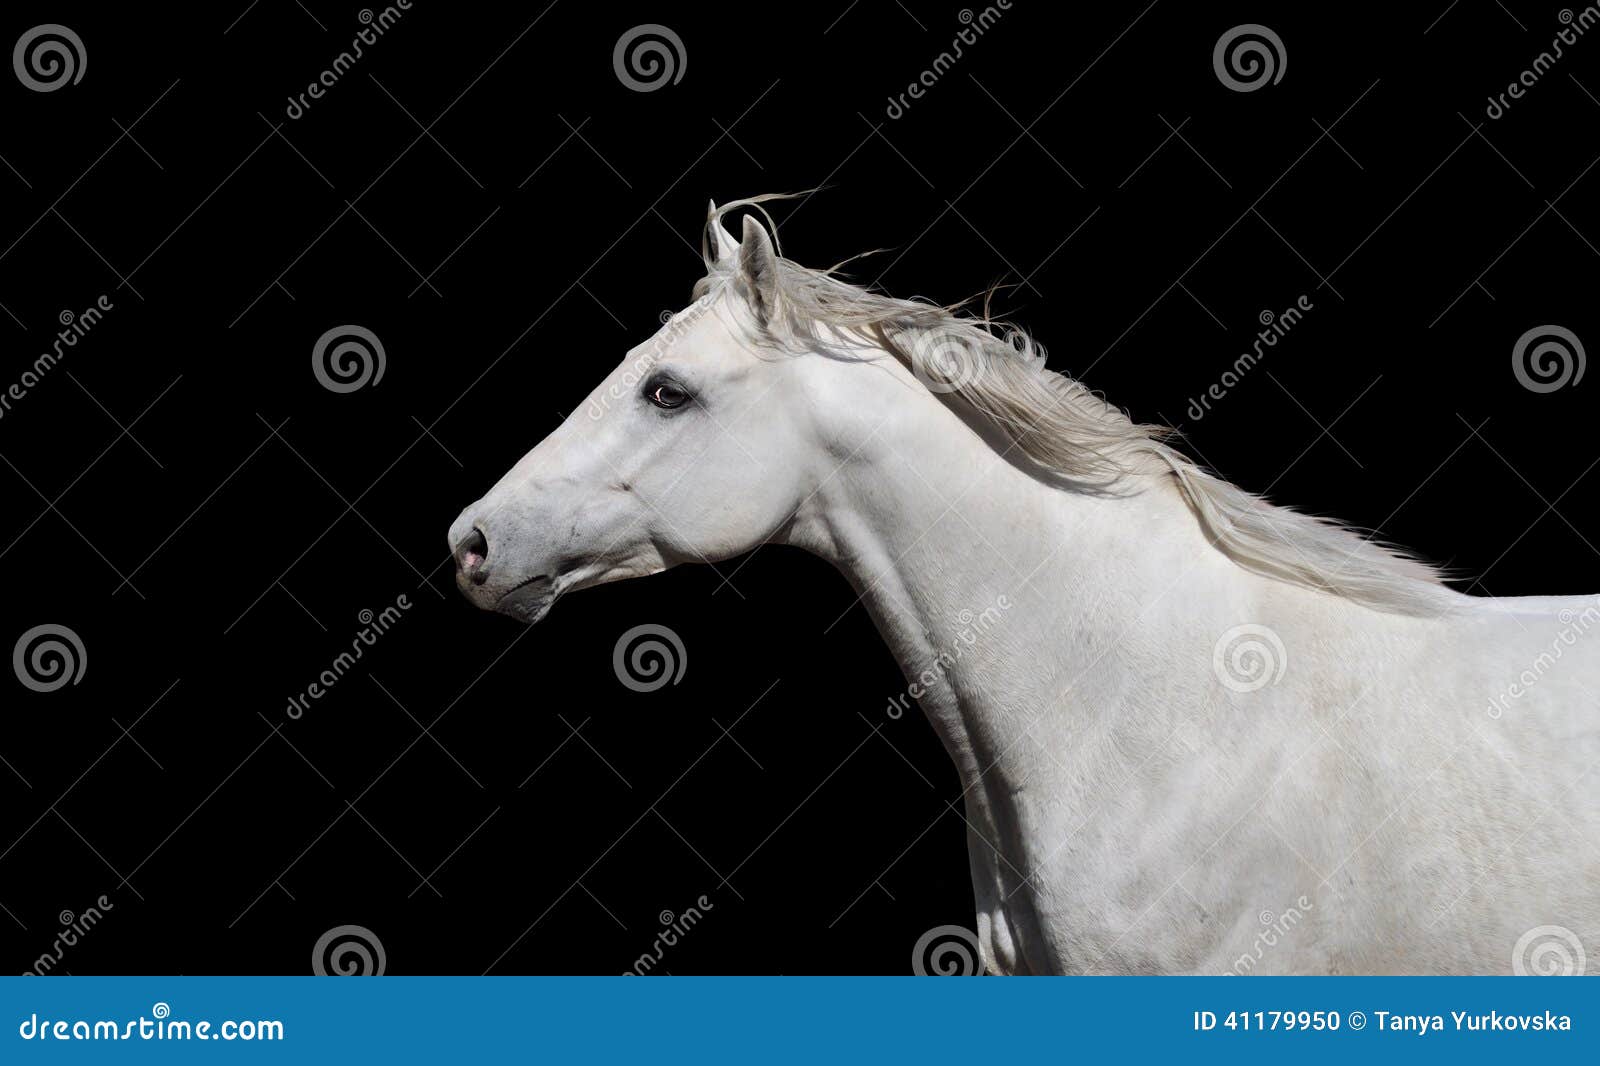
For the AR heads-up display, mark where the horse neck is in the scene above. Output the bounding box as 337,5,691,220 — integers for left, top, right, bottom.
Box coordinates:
790,406,1229,781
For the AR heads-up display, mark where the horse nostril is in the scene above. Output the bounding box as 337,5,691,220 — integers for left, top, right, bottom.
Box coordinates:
455,527,489,585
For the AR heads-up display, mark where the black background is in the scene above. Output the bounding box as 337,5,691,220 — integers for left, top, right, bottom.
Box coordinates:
1,0,1597,975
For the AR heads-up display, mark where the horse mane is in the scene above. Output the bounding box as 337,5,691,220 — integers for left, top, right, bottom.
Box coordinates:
697,195,1455,617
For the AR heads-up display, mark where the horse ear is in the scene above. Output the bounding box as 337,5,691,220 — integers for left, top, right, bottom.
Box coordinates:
706,200,740,264
738,214,779,324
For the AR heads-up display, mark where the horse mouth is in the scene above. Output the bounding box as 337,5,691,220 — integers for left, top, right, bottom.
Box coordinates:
495,574,555,624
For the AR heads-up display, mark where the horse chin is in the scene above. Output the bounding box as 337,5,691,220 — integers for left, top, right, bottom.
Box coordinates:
495,578,557,625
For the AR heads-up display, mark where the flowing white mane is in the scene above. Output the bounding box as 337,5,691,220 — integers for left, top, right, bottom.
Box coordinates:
699,195,1454,616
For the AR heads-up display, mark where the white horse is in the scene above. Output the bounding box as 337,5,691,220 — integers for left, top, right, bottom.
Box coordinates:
448,195,1599,975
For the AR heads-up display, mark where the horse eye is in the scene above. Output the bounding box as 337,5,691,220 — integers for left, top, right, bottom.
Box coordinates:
648,382,690,409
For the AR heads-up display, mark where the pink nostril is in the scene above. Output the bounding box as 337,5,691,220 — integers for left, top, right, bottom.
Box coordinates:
455,528,490,584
